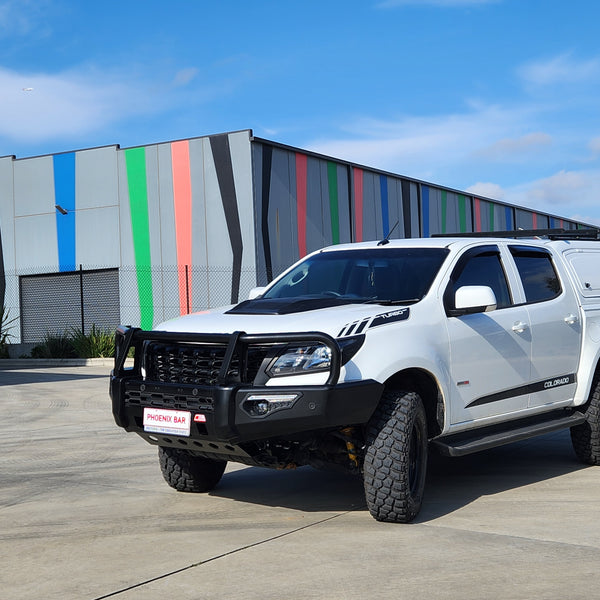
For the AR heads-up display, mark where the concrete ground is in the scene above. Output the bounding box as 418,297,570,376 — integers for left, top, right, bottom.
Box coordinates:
1,364,599,600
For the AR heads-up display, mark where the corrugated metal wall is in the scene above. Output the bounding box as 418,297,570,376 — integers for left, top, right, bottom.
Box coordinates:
0,129,587,343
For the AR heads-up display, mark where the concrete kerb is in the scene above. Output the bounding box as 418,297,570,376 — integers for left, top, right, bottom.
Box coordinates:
0,357,119,369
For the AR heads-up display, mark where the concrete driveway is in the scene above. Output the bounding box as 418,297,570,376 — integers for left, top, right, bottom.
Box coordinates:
1,364,599,600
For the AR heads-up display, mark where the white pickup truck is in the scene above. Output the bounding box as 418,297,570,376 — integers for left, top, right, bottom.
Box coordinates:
110,229,600,522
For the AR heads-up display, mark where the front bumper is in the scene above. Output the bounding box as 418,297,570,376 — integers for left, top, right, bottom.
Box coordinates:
110,326,383,447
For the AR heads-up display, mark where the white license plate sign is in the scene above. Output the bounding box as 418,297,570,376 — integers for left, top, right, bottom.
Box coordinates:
143,408,191,436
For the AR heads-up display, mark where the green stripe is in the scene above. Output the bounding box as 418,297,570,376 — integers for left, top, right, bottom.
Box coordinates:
489,203,495,231
458,194,467,232
125,148,154,329
327,162,340,244
441,190,447,234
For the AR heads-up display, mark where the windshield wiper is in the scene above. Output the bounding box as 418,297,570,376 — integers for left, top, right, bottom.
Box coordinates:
363,298,421,306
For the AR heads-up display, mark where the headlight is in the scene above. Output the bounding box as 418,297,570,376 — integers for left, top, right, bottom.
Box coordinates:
266,344,332,377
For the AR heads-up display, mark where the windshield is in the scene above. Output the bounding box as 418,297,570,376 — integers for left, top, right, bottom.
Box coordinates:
262,247,449,304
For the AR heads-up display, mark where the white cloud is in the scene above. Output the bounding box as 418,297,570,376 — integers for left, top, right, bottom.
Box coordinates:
501,169,600,225
377,0,497,6
0,0,51,38
0,67,162,142
477,132,552,160
518,53,600,86
466,182,506,200
308,103,533,175
589,137,600,156
172,67,199,87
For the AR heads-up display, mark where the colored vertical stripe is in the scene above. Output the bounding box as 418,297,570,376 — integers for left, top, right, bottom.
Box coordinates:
379,176,389,237
327,162,340,244
210,134,244,304
421,185,430,237
489,203,495,231
295,153,308,257
505,206,513,230
474,198,482,232
124,147,154,330
401,180,411,238
532,212,538,229
171,140,193,314
261,146,273,282
353,168,363,242
458,195,467,233
53,153,76,272
441,190,447,234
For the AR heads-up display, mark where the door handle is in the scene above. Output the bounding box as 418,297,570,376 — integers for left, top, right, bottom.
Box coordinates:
512,321,529,333
564,314,579,325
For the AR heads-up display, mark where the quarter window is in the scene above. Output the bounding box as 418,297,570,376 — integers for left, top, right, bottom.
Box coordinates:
509,247,561,303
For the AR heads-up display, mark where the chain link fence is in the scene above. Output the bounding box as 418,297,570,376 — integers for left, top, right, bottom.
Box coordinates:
1,265,259,346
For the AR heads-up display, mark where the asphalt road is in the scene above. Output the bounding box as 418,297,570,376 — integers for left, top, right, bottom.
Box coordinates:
1,364,599,600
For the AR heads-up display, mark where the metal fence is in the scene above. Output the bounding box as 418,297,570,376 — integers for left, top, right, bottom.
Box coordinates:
1,265,259,344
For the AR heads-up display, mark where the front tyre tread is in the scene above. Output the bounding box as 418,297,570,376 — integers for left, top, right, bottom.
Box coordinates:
159,446,227,492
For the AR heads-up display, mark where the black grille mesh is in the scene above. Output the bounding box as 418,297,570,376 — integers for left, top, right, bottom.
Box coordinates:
144,342,269,386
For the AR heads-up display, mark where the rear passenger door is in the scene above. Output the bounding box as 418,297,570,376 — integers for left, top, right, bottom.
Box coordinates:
444,245,532,425
508,246,581,408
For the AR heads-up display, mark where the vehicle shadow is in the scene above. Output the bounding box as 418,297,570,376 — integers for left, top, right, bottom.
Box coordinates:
211,430,587,522
0,370,108,386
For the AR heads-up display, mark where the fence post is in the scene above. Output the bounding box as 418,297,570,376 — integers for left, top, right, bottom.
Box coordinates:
185,264,190,314
79,264,85,333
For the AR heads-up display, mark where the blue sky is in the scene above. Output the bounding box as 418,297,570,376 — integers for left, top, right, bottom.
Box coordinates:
2,0,600,224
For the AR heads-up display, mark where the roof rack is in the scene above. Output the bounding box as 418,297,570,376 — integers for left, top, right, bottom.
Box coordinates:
431,228,600,241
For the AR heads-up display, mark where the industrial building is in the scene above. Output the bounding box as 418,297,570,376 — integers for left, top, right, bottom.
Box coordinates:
0,129,588,345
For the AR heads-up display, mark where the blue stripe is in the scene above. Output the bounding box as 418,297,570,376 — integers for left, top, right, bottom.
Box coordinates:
421,185,430,237
379,175,389,237
54,153,76,272
505,206,513,230
549,217,555,228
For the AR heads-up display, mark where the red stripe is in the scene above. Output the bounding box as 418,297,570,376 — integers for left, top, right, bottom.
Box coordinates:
171,140,192,314
532,212,538,229
296,153,307,257
353,168,363,242
474,198,482,232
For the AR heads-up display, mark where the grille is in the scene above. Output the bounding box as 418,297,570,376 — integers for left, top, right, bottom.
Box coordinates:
144,342,270,386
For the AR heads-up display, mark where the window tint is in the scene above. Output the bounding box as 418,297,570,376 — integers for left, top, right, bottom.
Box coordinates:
509,247,561,303
451,251,512,309
263,248,449,303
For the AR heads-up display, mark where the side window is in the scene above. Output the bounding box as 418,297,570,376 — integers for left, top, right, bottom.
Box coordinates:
509,246,561,303
448,248,512,310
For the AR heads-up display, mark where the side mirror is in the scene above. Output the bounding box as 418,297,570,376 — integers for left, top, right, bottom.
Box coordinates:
248,286,266,300
454,285,497,315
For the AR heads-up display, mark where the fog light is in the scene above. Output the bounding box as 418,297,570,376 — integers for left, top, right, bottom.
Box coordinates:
242,393,300,417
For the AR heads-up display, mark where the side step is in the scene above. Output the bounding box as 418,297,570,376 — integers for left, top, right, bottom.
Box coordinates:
431,410,586,457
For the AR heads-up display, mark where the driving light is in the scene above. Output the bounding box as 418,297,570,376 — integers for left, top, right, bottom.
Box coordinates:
242,393,300,417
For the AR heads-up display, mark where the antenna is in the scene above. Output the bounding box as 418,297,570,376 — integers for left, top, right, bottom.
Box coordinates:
377,221,400,246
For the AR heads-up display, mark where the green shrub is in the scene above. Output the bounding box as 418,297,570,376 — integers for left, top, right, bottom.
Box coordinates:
0,306,17,358
31,332,77,358
70,325,115,358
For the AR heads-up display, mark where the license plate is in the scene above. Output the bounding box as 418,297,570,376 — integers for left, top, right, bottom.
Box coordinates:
143,408,191,437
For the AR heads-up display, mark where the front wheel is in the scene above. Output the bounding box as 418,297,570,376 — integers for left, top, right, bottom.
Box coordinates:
571,377,600,465
363,389,428,523
159,446,227,492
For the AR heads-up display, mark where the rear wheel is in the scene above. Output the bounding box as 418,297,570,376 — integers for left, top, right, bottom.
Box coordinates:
159,446,227,492
571,378,600,465
363,389,428,523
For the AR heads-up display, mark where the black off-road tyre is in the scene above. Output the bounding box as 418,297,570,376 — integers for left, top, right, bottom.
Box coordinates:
570,378,600,465
159,446,227,492
363,389,428,523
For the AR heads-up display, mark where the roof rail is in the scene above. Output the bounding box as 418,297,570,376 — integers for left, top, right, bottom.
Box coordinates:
431,228,600,240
